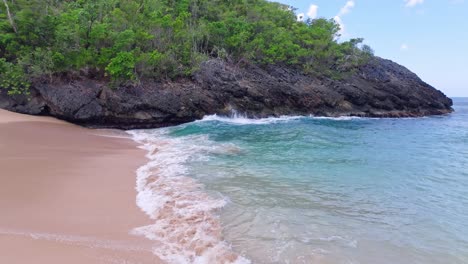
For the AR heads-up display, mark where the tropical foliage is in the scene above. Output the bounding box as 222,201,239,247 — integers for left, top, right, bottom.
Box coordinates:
0,0,373,93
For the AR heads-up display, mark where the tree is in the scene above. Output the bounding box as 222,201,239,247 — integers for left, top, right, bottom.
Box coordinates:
0,0,375,91
2,0,17,33
106,51,136,81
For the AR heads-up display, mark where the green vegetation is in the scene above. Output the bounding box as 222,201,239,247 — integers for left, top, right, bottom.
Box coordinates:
0,0,373,93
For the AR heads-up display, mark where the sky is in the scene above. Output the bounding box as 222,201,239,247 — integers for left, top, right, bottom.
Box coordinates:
278,0,468,97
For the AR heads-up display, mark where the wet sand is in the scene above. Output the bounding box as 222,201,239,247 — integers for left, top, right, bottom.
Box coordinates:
0,110,162,263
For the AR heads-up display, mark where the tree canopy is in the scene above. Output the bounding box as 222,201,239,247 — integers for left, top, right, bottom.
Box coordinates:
0,0,373,94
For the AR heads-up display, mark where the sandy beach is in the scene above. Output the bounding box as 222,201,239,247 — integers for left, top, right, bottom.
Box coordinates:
0,110,161,263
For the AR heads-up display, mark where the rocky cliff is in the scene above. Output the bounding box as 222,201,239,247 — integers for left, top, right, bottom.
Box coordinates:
0,57,453,129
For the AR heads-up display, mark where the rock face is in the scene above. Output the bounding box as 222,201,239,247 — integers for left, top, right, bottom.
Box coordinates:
0,57,453,129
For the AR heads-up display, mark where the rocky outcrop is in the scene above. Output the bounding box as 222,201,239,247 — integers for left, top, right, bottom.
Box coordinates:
0,57,453,129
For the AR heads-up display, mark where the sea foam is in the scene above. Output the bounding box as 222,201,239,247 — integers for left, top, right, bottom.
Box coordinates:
128,128,250,264
200,113,304,125
199,111,372,125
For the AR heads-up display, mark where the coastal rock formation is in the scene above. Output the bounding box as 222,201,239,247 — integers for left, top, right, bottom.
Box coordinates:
0,57,453,129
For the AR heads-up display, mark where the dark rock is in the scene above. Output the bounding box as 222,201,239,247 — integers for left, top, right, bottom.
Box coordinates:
0,57,453,129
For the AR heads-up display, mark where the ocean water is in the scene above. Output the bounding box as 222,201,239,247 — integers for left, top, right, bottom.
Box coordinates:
129,98,468,264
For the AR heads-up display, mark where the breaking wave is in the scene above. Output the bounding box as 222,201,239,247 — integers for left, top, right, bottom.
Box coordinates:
199,112,367,125
128,128,250,264
200,113,303,125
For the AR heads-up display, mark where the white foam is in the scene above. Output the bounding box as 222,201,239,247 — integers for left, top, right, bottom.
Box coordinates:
198,111,371,125
128,128,251,264
310,115,426,121
200,113,304,125
309,116,366,121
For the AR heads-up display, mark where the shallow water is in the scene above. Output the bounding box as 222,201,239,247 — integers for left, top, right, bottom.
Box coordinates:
131,98,468,264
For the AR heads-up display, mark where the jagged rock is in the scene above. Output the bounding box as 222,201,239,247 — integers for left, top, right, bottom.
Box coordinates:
0,57,453,129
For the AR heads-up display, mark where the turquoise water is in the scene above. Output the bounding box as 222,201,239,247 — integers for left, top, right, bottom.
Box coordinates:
139,98,468,264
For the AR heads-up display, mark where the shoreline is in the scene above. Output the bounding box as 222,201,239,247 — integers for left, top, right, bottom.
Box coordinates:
128,129,250,263
0,109,162,263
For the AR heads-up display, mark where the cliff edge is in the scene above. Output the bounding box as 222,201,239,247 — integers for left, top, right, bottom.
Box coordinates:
0,57,453,129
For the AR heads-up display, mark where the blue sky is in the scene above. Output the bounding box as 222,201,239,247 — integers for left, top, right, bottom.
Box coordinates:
277,0,468,97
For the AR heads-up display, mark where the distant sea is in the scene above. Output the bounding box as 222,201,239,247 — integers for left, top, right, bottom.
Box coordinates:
130,98,468,264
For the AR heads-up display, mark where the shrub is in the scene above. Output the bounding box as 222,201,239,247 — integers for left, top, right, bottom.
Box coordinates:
105,51,136,81
0,58,30,95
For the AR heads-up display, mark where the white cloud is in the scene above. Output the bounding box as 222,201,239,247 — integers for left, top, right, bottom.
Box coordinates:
338,1,355,16
334,16,345,35
400,43,409,51
334,1,355,36
307,4,319,19
297,13,305,21
405,0,424,7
